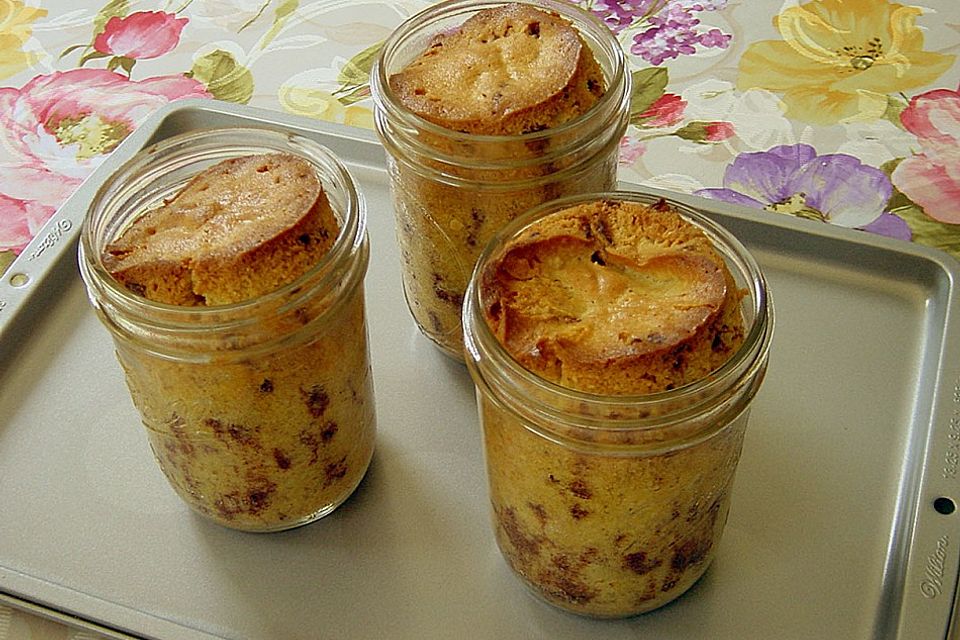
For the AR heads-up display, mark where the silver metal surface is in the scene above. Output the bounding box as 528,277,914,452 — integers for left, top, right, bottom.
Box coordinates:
0,100,958,639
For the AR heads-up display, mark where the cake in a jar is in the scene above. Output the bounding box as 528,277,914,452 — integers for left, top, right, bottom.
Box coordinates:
380,1,620,357
476,198,748,615
388,3,605,136
104,153,340,306
480,198,746,394
102,152,375,531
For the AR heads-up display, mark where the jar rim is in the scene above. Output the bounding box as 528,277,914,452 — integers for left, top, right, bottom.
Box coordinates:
79,126,367,329
463,191,774,435
370,0,629,146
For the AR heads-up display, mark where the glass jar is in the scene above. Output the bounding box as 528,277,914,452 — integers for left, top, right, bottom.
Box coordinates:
370,0,630,359
463,192,774,616
78,128,376,533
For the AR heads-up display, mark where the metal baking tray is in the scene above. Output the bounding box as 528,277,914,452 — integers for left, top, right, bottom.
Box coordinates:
1,99,958,640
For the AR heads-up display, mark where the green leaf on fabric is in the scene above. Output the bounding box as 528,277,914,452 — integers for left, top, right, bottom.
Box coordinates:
118,56,135,74
882,158,960,259
880,158,901,177
338,41,382,87
881,95,908,130
78,50,111,66
628,67,668,125
332,42,381,106
891,200,960,259
59,43,89,60
673,120,734,144
105,55,134,74
93,0,129,38
0,251,15,277
337,84,371,106
189,50,254,104
261,0,299,48
238,0,271,32
674,121,710,143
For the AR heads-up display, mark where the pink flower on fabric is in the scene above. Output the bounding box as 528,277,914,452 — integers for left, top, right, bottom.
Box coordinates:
93,11,188,60
0,195,52,254
637,93,686,128
673,120,735,144
618,135,646,165
891,84,960,224
704,121,735,142
0,68,210,254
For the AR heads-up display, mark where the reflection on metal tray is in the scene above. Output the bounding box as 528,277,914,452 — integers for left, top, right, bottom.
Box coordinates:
1,100,958,640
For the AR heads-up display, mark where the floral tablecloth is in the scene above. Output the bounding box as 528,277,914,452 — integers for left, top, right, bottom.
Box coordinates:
0,0,958,637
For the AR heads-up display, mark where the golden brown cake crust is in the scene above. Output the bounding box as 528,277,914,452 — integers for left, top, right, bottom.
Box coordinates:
480,198,746,394
103,152,340,306
388,3,605,135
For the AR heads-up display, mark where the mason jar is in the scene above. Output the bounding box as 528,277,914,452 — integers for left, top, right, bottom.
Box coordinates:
463,192,774,616
370,0,630,359
78,128,376,533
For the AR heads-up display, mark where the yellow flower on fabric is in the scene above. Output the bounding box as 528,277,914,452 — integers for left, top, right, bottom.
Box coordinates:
279,85,373,129
0,0,47,80
737,0,955,125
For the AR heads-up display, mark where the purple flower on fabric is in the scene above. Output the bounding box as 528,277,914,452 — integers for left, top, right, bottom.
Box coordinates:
588,0,652,34
580,0,732,65
698,27,731,48
859,213,912,242
694,144,901,234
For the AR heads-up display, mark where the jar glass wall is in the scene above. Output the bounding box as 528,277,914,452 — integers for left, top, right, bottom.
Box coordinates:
371,0,630,359
463,192,774,616
78,128,376,532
